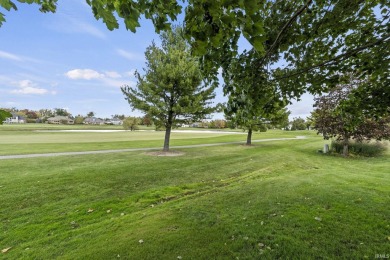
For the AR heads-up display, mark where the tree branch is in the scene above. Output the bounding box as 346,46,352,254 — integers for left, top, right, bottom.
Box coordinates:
273,33,390,81
259,0,313,64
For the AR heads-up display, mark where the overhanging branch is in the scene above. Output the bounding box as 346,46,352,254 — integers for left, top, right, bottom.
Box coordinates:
272,33,390,81
259,0,313,64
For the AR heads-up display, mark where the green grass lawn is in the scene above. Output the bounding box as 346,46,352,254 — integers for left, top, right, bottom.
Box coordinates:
0,124,306,155
0,127,389,259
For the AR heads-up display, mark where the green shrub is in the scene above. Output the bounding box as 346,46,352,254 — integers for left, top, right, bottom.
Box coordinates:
331,140,387,157
123,117,140,131
26,119,37,123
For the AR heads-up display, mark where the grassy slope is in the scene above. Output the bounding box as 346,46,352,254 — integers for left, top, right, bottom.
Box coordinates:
0,130,389,259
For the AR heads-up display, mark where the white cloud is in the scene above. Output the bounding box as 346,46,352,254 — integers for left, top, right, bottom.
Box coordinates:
10,79,50,95
11,87,48,95
65,69,104,80
116,49,144,61
105,71,122,78
18,79,35,88
0,50,23,61
64,69,135,88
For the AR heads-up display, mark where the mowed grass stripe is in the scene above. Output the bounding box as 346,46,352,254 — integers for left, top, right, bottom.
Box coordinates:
0,128,314,155
0,136,389,259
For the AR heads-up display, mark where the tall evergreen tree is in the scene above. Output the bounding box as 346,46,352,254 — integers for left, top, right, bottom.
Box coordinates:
121,27,216,151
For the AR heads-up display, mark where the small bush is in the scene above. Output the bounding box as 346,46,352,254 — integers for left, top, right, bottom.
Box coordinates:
26,118,37,123
123,117,140,131
331,140,387,157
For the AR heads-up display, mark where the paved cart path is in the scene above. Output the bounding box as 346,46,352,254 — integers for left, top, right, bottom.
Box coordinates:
0,136,307,160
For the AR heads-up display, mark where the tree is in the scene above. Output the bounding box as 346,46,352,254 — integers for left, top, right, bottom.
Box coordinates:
112,114,126,120
290,117,306,131
123,117,140,131
39,108,54,119
142,114,152,127
74,116,85,125
269,108,290,130
0,109,12,124
209,120,226,129
54,108,69,116
25,110,38,119
312,75,390,156
121,27,216,151
223,50,288,145
87,111,95,117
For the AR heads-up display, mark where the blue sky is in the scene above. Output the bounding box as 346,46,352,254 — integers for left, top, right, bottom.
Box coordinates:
0,0,313,119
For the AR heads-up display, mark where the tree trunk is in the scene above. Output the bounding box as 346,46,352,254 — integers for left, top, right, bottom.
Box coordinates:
246,128,252,145
163,112,173,152
163,126,171,151
342,139,349,157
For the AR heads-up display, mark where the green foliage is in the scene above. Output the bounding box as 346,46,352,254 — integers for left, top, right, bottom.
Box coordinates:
26,118,37,123
290,117,306,131
87,111,95,117
123,117,140,131
2,1,388,112
54,108,70,116
85,0,182,32
208,119,226,129
0,109,12,124
74,116,85,125
331,140,387,157
0,0,57,26
121,27,216,151
224,49,289,144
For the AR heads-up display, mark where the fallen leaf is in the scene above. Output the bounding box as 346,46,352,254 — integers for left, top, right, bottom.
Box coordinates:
2,247,11,253
177,256,182,259
139,239,144,244
314,217,322,221
258,243,264,248
107,209,111,213
87,208,94,213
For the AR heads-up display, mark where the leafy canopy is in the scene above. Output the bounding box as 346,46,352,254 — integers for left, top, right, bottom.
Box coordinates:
2,0,388,111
